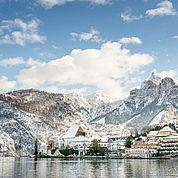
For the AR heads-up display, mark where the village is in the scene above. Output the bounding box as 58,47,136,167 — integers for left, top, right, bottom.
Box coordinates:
37,118,178,159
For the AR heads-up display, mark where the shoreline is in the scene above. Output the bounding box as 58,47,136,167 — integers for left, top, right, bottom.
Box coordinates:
1,155,177,160
33,155,172,159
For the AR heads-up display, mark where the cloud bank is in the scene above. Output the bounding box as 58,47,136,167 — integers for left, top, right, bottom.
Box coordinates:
0,76,16,91
17,41,154,99
0,57,25,67
37,0,110,8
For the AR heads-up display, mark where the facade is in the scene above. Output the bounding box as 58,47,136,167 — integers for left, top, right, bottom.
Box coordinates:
132,140,159,150
125,139,159,158
158,136,178,155
109,137,127,153
157,127,178,137
59,126,86,147
125,148,154,158
147,131,159,138
38,142,48,155
59,126,88,156
147,126,178,139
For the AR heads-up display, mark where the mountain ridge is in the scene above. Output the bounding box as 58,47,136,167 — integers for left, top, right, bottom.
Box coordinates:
0,74,177,156
67,74,178,130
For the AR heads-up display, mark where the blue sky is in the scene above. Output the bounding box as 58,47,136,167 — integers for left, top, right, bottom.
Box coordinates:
0,0,177,98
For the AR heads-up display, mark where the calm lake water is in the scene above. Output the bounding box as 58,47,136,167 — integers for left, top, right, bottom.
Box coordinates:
0,157,178,178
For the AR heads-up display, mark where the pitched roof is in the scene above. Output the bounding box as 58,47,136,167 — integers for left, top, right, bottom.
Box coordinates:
159,126,176,132
147,131,159,137
62,126,79,139
62,126,85,139
71,136,89,142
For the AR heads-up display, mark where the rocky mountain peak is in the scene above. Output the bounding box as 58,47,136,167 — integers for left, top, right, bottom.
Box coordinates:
141,79,157,91
160,77,175,89
148,71,162,85
85,92,116,106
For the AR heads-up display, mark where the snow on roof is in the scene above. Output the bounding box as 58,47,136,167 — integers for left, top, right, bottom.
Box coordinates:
71,136,89,142
62,126,81,139
40,142,47,147
147,131,159,137
159,126,176,132
100,137,109,142
164,135,178,139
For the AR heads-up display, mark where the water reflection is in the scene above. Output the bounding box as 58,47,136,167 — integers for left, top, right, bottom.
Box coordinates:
0,157,177,178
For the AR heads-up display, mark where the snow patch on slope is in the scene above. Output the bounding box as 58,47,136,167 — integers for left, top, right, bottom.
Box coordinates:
149,110,165,126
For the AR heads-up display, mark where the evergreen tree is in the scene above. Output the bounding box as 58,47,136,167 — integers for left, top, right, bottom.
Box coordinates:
125,136,132,148
87,139,108,156
34,138,38,156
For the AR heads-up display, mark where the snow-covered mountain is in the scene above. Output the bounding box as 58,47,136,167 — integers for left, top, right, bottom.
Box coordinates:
0,73,177,156
0,89,90,156
67,92,121,123
70,72,177,131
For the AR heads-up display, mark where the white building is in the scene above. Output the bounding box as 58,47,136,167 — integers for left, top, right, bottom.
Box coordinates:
147,126,178,139
59,125,127,156
59,126,89,156
60,126,86,147
39,142,48,155
125,148,156,158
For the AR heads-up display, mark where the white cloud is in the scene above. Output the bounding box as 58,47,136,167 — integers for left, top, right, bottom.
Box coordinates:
0,18,46,46
37,0,110,8
71,28,103,43
120,37,142,44
42,86,61,93
59,87,87,94
26,57,41,66
125,77,137,85
37,0,74,8
39,52,56,58
0,57,25,67
122,1,176,22
172,36,178,39
0,76,16,91
146,0,176,16
90,0,110,5
159,70,177,79
121,11,143,22
52,45,58,49
17,41,154,99
140,70,146,74
42,86,87,94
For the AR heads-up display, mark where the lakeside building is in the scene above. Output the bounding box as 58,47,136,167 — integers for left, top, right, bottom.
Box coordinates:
125,148,154,158
157,127,178,137
158,136,178,155
57,125,127,156
38,125,178,157
60,126,86,147
38,142,48,155
109,137,127,153
147,126,178,139
125,126,178,158
125,139,159,158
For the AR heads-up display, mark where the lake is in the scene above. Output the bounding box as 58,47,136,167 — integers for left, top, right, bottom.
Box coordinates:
0,157,178,178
